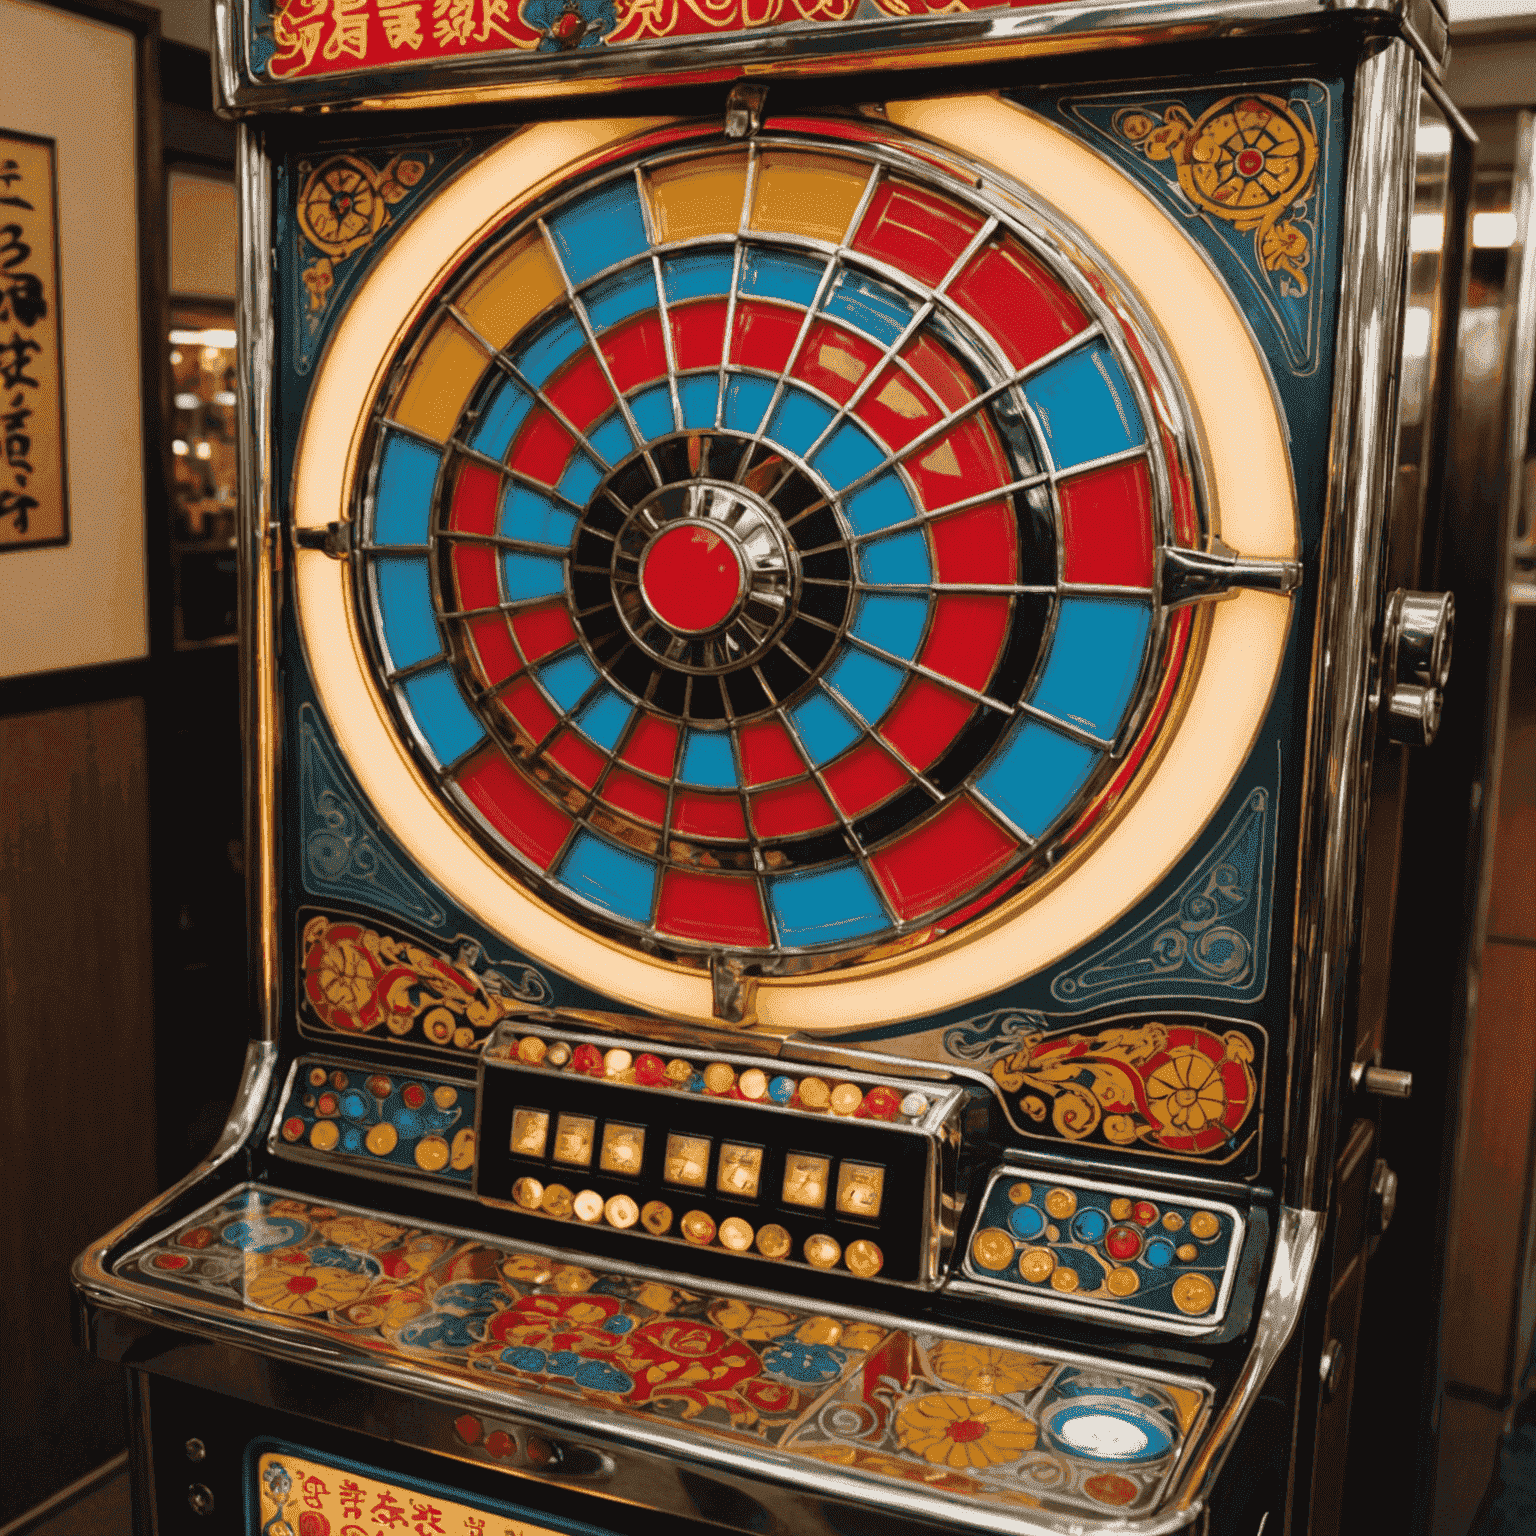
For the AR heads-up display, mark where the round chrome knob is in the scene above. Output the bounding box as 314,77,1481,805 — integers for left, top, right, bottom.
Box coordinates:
1319,1338,1345,1399
1369,1158,1399,1237
1381,588,1453,746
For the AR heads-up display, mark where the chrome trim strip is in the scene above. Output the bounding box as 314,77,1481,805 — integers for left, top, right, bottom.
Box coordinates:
211,0,1444,117
72,1039,281,1347
86,1177,1215,1536
126,1372,158,1536
1284,38,1420,1212
237,123,281,1045
1170,1206,1324,1512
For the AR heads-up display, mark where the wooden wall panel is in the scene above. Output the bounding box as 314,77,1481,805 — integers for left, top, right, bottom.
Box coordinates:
0,700,157,1523
1440,941,1536,1398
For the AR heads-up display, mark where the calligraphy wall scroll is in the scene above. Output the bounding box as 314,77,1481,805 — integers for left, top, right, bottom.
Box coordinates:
0,130,67,553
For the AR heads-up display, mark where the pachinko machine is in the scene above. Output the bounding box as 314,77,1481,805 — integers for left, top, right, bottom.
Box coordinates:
75,0,1469,1531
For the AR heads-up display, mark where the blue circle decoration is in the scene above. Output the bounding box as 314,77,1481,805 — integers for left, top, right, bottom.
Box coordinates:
1008,1204,1047,1240
1144,1237,1176,1268
762,1342,849,1383
502,1345,548,1372
1072,1208,1110,1244
1044,1402,1174,1463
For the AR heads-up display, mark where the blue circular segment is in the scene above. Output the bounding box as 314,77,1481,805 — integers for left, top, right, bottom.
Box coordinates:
1008,1203,1047,1240
1072,1207,1110,1244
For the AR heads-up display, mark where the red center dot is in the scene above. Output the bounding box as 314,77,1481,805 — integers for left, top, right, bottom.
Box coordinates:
947,1418,987,1443
1105,1225,1142,1260
641,523,745,634
286,1274,318,1294
1235,148,1265,177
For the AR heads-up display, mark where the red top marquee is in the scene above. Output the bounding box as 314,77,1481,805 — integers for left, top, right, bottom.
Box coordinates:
216,0,1130,108
261,0,1056,81
264,0,1054,81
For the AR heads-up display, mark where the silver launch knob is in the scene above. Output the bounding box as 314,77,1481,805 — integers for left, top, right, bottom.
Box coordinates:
1381,589,1454,746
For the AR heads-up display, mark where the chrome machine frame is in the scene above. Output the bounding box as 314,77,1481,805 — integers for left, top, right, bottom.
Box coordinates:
74,3,1468,1533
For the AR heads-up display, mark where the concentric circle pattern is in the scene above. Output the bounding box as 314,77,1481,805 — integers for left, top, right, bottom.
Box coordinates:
354,128,1201,966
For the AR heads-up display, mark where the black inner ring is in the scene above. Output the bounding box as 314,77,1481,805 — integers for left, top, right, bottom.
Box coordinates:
569,431,854,725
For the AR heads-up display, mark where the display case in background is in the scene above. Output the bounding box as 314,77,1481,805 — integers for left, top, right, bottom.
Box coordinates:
168,170,240,649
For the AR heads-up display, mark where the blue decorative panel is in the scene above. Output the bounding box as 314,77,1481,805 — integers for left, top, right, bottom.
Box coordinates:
299,703,448,928
1050,785,1275,1009
1043,82,1340,377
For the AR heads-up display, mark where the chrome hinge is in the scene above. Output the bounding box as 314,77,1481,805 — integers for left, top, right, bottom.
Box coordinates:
725,83,768,140
294,520,353,558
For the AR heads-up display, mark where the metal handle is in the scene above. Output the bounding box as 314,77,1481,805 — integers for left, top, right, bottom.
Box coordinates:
1381,588,1454,745
1351,1062,1413,1098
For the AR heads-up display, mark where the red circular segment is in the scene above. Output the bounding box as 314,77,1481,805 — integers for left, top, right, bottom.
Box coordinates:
1105,1225,1142,1261
639,522,745,634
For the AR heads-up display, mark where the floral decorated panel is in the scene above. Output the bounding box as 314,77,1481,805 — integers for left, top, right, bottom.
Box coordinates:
119,1186,1209,1521
272,1057,478,1187
298,908,551,1057
978,1014,1266,1169
961,1170,1244,1331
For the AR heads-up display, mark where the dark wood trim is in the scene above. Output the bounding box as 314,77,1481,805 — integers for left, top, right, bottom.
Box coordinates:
0,1453,129,1536
163,41,238,168
0,658,150,719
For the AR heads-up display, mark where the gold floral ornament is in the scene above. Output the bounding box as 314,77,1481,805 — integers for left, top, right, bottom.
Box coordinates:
1147,1046,1230,1134
244,1257,370,1316
895,1393,1037,1470
297,154,428,321
316,1214,406,1251
928,1342,1052,1396
1118,95,1318,295
990,1020,1258,1159
301,913,519,1050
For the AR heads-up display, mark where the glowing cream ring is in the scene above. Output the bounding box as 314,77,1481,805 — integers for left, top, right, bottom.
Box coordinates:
291,104,1295,1030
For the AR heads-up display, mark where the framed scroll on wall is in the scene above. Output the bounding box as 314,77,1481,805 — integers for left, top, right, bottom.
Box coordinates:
0,0,162,681
0,128,68,554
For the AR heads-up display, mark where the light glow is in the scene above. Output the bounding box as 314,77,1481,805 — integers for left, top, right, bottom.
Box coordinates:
291,105,1297,1030
1416,121,1452,157
1056,1413,1151,1458
1473,211,1518,248
1403,306,1433,359
169,327,237,347
1410,213,1445,253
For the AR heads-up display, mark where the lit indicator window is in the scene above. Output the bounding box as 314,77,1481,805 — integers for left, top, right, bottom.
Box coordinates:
716,1144,763,1199
510,1108,549,1159
782,1153,831,1210
836,1161,885,1219
552,1113,596,1166
599,1123,646,1175
664,1133,711,1188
